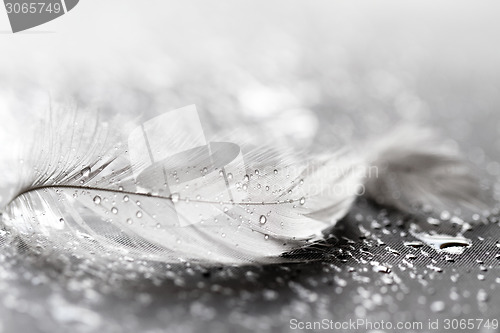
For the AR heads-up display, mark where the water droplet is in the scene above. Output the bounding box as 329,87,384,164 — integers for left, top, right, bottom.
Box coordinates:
262,289,278,301
127,219,133,225
259,215,267,224
427,264,443,273
123,195,129,202
111,207,118,214
404,241,423,248
171,193,180,203
374,265,391,273
227,173,233,180
136,211,143,218
93,196,101,204
430,301,445,313
477,289,488,303
264,234,269,240
440,211,451,221
274,169,278,175
410,231,472,255
81,167,91,178
59,218,65,224
255,169,259,176
299,197,306,205
243,174,250,182
427,217,441,225
136,201,141,206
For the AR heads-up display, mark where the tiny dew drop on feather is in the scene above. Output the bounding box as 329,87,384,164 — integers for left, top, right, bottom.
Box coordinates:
81,166,91,178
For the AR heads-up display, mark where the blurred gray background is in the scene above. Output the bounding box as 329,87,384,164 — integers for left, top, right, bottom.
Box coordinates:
1,1,500,332
2,1,500,179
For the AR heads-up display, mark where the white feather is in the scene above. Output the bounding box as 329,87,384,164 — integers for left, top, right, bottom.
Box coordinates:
1,106,364,265
1,108,490,267
363,125,490,217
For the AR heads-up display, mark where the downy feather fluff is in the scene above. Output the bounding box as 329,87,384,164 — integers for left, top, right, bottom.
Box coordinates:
0,106,489,266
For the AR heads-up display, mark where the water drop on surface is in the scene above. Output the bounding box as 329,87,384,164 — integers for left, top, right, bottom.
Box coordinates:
477,289,488,303
171,193,180,203
273,169,278,175
427,264,443,273
264,234,269,240
404,241,423,248
427,217,441,225
440,211,451,221
259,215,267,225
299,197,306,205
410,231,472,255
127,219,133,225
374,265,391,273
123,195,129,202
136,211,143,218
111,207,118,214
430,301,445,313
93,196,101,204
